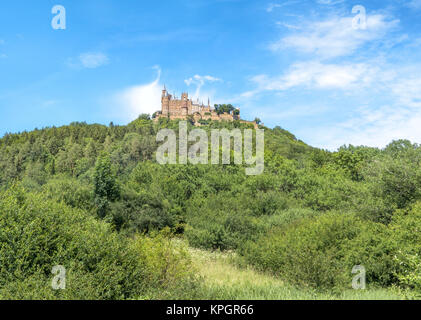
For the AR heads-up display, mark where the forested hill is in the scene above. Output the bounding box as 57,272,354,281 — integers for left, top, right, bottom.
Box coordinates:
0,115,312,187
2,114,421,299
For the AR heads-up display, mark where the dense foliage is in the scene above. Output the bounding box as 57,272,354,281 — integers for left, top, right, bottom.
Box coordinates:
1,116,421,298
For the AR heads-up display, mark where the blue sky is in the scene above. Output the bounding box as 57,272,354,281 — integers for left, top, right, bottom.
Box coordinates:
1,0,421,150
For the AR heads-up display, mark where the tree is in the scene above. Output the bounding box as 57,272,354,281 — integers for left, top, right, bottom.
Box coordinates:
94,155,120,218
137,114,151,121
103,136,113,153
214,104,236,115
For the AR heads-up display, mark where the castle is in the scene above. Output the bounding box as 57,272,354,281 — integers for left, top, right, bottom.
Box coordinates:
154,87,241,125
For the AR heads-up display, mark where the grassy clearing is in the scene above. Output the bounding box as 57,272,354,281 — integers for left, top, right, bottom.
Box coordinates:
188,245,403,300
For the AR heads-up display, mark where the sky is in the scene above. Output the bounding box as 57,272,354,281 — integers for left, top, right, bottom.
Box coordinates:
1,0,421,150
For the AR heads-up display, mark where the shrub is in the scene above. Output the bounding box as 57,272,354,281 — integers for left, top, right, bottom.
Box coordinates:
389,202,421,294
109,186,179,233
131,230,201,299
240,213,387,290
0,186,199,300
42,177,94,212
186,225,233,251
259,207,320,230
248,191,289,216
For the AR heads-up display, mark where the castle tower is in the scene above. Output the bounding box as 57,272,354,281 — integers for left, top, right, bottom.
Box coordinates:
161,86,170,116
181,92,188,103
181,92,189,116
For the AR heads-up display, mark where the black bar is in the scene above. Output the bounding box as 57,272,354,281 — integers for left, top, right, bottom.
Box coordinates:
1,300,418,318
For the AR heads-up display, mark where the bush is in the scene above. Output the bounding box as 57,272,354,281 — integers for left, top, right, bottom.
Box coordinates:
109,186,180,233
240,213,389,290
42,177,94,212
294,170,362,211
390,202,421,294
186,225,233,251
0,186,199,300
259,207,320,230
130,230,202,299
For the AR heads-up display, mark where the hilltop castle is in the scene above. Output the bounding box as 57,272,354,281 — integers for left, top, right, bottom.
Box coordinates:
154,87,241,124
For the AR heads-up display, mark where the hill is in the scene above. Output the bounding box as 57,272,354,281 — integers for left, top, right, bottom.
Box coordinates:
1,115,421,299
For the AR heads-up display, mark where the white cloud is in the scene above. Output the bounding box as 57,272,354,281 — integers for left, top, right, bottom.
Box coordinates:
184,74,221,99
114,67,162,121
184,75,221,86
286,64,421,149
249,61,421,149
266,3,281,12
391,76,421,109
109,71,221,122
310,104,421,150
271,14,399,59
276,21,301,30
68,52,109,69
245,61,378,95
249,9,421,149
266,1,300,12
79,52,109,69
316,0,345,5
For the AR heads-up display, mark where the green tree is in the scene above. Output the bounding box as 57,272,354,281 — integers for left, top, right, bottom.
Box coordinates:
94,155,120,218
214,104,236,115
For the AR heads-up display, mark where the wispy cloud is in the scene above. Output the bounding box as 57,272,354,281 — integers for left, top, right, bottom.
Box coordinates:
246,58,421,149
316,0,345,5
184,74,222,98
246,5,421,149
79,52,109,69
112,67,162,121
271,14,399,59
276,21,302,30
390,75,421,109
246,61,377,93
311,103,421,150
266,1,300,12
68,52,110,69
266,3,281,12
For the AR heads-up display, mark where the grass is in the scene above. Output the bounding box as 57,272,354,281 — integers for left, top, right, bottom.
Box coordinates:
187,245,404,300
